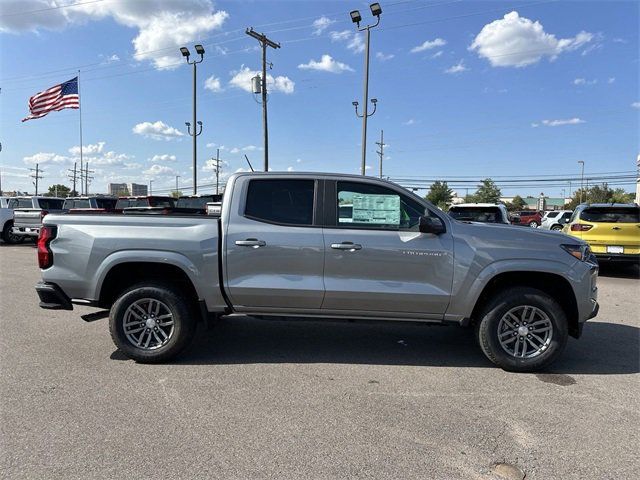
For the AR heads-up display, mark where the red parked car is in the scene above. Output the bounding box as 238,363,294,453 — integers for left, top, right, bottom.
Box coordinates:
511,210,543,228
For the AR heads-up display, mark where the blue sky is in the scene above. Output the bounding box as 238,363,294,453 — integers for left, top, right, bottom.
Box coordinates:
0,0,638,197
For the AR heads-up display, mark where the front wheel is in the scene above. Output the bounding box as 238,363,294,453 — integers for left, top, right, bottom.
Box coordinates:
476,287,568,372
528,221,538,228
109,283,197,363
551,225,563,231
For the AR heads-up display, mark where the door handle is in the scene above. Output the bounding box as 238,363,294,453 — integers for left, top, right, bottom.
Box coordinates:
331,242,362,251
235,238,266,247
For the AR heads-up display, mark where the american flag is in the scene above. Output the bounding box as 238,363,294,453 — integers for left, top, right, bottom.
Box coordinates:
22,77,80,122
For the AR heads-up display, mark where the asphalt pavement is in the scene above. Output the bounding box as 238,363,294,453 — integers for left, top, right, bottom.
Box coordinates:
1,243,638,480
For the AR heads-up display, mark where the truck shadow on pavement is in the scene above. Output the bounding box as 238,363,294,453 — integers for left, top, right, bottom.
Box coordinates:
597,263,640,279
152,317,639,375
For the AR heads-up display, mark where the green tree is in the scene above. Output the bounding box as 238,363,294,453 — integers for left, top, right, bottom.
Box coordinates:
170,190,183,199
507,195,527,211
474,178,501,203
566,183,634,209
426,181,453,209
46,184,71,197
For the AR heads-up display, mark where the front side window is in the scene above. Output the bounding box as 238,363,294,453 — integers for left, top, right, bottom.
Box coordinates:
245,179,315,226
337,181,424,230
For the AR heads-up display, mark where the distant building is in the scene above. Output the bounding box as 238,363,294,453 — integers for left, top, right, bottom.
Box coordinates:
108,183,128,196
128,183,148,196
500,194,569,210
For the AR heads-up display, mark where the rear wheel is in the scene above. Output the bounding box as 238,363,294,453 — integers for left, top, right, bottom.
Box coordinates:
550,225,563,231
476,287,568,372
1,222,24,244
109,283,197,363
528,221,538,228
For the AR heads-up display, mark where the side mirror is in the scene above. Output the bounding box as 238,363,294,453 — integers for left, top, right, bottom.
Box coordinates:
419,215,445,234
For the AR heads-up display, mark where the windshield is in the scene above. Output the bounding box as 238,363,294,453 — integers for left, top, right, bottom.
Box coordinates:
96,198,117,209
38,199,63,209
449,207,504,223
580,207,639,223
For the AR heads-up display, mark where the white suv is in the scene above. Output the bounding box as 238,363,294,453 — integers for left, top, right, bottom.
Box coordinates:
540,210,573,231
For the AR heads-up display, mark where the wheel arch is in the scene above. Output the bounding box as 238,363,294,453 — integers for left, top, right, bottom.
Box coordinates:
470,271,580,338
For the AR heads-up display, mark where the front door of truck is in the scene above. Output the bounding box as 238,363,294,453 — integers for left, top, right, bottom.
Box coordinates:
224,178,325,310
321,180,454,316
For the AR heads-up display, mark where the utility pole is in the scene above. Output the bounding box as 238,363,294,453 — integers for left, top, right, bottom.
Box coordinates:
349,4,382,175
68,162,77,195
30,163,43,195
214,148,222,195
149,180,153,195
578,160,585,203
175,175,180,196
180,45,205,194
375,129,385,179
246,27,281,172
84,162,94,195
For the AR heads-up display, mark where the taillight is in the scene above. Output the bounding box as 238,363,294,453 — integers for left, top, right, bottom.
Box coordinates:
37,226,57,269
571,224,593,232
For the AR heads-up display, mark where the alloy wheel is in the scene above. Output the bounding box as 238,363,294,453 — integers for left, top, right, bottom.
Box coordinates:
497,305,553,359
123,298,174,350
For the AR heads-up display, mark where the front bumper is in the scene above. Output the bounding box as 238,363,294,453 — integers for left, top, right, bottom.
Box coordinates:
35,282,73,310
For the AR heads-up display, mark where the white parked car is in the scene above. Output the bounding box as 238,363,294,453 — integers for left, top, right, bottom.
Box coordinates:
448,203,511,224
540,210,573,231
1,197,24,244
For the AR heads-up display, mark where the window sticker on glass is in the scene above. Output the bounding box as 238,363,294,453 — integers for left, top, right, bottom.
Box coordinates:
341,193,400,225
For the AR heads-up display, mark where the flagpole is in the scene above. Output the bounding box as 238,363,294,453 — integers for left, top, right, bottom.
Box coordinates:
78,69,84,196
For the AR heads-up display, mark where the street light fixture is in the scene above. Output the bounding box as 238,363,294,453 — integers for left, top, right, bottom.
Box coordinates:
578,160,585,204
350,3,383,175
181,44,205,194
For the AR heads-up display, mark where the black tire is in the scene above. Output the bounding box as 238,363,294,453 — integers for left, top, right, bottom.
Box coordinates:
550,225,563,231
476,287,568,372
1,221,25,244
109,283,197,363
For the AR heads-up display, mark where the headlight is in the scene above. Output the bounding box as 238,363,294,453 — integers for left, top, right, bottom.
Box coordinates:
561,243,591,261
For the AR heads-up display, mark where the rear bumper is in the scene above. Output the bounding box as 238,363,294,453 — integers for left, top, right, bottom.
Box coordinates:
35,282,73,310
13,225,40,236
594,253,640,263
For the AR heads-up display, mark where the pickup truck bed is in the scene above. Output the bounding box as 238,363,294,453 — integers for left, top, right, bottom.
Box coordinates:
35,172,599,372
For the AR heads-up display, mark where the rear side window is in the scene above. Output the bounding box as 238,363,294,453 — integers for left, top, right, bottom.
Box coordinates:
546,212,559,218
134,199,150,208
580,207,639,223
149,198,174,208
38,199,63,209
10,198,33,208
245,179,315,226
72,199,91,209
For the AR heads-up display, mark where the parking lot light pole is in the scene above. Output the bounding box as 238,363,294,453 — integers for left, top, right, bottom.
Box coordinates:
350,3,382,175
181,45,205,194
578,160,585,203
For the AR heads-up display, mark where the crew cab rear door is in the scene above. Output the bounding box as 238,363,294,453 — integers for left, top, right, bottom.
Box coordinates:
321,180,454,317
224,177,325,310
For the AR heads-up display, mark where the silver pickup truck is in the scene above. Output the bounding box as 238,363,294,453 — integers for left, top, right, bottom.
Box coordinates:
11,196,65,238
35,173,599,371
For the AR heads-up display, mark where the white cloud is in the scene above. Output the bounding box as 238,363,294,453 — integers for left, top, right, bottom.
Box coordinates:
296,158,302,163
144,164,176,176
287,166,294,172
470,11,593,67
228,65,295,94
376,52,395,61
573,78,597,86
431,50,443,59
23,152,69,165
206,143,226,150
123,162,142,170
312,16,335,35
632,102,640,109
403,119,416,126
229,145,260,154
607,77,615,84
329,30,351,42
204,75,223,92
69,142,105,156
411,38,447,53
329,30,364,53
445,60,468,74
149,154,176,162
133,121,184,140
534,118,586,127
1,1,230,70
298,55,354,74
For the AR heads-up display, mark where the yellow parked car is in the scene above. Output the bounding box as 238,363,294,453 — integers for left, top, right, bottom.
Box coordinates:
564,203,640,264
